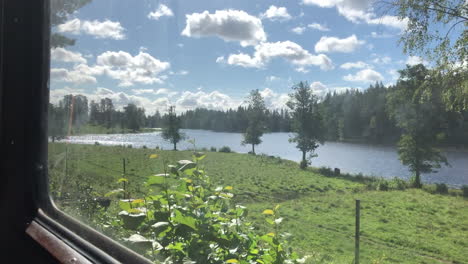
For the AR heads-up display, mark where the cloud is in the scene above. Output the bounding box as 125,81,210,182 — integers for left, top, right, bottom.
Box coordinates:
181,9,267,47
371,31,394,38
343,68,384,82
259,88,289,109
406,56,428,66
302,0,407,30
315,35,365,53
266,76,280,82
308,23,330,31
51,47,87,64
148,4,174,20
176,90,240,111
309,81,357,97
58,18,125,40
51,50,170,87
50,67,97,84
340,61,369,69
221,41,333,70
372,56,391,64
291,26,306,35
96,50,170,86
261,5,292,21
301,0,340,8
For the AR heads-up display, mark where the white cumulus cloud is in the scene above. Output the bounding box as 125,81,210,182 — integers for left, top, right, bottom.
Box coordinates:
406,56,428,66
96,50,170,86
181,9,267,47
302,0,407,30
148,4,174,20
222,41,333,71
340,61,370,69
51,47,87,64
343,69,384,82
315,35,365,53
58,18,125,40
308,23,330,31
261,5,292,21
291,26,306,35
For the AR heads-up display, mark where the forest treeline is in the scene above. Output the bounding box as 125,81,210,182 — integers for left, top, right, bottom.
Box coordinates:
49,69,468,147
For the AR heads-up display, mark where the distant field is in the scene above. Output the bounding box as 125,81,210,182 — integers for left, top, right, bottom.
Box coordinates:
48,143,468,263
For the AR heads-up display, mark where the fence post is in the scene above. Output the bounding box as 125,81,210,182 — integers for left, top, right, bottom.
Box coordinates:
355,199,360,264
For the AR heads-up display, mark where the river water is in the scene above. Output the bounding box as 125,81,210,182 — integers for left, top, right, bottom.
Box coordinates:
58,129,468,187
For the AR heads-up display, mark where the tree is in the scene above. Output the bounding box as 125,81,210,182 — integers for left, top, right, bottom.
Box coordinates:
162,106,185,150
242,90,266,154
48,103,66,141
386,64,449,187
287,81,325,169
378,0,468,111
50,0,92,47
123,103,145,131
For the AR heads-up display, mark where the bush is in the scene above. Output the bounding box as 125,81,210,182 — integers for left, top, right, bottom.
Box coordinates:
462,185,468,198
127,144,133,148
94,141,100,146
218,146,231,153
377,179,389,191
155,146,160,150
435,183,448,194
299,160,308,169
318,167,334,177
210,147,217,152
101,154,301,263
142,145,147,149
389,177,408,190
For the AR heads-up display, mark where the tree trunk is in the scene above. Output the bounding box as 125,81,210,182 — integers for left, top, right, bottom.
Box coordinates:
414,170,421,188
302,151,306,164
173,142,176,151
252,144,255,155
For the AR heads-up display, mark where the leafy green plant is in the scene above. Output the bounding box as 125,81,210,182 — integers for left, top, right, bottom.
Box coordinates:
103,152,300,263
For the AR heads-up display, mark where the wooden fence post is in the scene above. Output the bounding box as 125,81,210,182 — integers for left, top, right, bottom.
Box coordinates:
355,199,360,264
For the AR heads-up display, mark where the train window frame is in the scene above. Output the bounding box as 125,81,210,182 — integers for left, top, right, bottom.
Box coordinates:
0,1,153,263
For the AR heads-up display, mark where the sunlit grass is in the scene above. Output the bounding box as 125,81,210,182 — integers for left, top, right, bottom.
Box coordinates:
48,143,468,263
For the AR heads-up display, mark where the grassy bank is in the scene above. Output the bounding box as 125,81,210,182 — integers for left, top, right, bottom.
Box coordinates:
71,124,162,135
48,143,468,263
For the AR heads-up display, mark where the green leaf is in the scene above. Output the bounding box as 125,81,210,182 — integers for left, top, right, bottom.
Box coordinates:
173,209,198,230
226,259,239,263
146,174,167,186
104,188,124,197
149,154,159,159
118,178,128,183
119,200,132,211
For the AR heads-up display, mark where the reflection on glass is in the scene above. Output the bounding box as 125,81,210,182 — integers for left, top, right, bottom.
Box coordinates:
48,0,468,263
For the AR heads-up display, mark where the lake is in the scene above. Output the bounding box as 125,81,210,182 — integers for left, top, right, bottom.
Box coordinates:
58,129,468,187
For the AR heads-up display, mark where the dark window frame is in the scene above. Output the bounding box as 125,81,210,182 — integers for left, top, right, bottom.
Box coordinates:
1,1,152,263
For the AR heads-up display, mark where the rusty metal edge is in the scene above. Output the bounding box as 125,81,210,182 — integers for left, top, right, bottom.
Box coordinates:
26,220,92,264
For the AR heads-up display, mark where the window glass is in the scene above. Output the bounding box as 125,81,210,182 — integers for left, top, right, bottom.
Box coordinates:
48,0,468,263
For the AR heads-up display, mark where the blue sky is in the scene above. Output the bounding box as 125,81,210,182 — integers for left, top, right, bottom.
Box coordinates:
50,0,427,114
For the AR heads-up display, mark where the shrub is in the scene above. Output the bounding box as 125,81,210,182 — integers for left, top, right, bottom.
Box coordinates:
462,185,468,198
389,177,408,190
94,141,100,146
317,167,334,177
127,144,133,148
142,145,147,149
155,146,160,150
435,183,448,194
299,160,308,169
210,146,217,152
102,153,301,263
218,146,231,153
376,179,389,191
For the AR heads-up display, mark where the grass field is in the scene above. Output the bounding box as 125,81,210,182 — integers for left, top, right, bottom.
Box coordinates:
48,143,468,263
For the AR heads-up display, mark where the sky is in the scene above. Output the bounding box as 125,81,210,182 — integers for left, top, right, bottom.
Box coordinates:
49,0,428,114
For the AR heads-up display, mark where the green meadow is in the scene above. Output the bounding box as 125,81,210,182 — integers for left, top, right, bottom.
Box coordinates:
48,143,468,263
